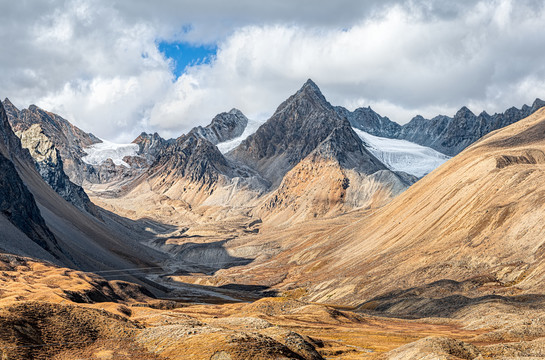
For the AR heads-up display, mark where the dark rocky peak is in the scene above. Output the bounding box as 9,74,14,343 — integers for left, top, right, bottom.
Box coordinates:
336,105,401,138
228,79,351,186
132,132,171,159
407,115,427,125
152,132,231,186
454,106,476,119
532,98,545,112
478,111,491,118
274,79,332,117
2,98,20,119
189,108,248,145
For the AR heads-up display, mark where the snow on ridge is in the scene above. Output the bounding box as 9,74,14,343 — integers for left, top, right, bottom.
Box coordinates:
82,139,139,168
353,128,450,178
217,118,264,154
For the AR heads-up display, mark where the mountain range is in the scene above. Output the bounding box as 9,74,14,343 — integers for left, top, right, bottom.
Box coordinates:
2,79,545,358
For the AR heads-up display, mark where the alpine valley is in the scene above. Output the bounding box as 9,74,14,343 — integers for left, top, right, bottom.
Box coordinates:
2,79,545,359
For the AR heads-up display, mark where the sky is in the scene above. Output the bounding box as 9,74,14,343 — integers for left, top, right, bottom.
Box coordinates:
1,0,545,142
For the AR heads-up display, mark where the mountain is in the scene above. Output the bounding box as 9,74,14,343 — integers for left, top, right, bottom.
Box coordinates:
338,99,545,156
225,79,415,221
132,131,173,162
0,100,165,274
131,129,267,211
16,124,101,217
188,108,248,145
229,79,351,186
397,100,545,155
257,123,414,222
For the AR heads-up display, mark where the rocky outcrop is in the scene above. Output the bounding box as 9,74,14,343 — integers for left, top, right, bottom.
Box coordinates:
3,99,100,185
336,105,401,138
189,108,248,145
0,101,63,258
337,98,545,156
16,124,100,217
132,132,172,161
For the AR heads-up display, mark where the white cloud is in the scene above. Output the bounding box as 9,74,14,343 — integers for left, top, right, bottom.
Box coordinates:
150,0,545,131
1,0,545,141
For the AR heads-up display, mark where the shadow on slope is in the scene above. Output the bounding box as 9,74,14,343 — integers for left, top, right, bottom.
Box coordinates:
356,276,545,319
166,239,254,275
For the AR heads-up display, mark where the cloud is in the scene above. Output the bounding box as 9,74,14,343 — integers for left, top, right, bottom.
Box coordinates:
1,0,545,141
151,0,545,133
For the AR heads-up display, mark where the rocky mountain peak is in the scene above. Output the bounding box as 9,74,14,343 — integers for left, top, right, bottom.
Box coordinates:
229,80,366,186
188,109,249,146
3,97,16,109
294,78,328,105
336,105,401,138
532,98,545,112
454,106,475,119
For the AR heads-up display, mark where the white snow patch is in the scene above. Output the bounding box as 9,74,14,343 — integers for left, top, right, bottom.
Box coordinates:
217,118,264,154
82,139,139,168
353,128,450,178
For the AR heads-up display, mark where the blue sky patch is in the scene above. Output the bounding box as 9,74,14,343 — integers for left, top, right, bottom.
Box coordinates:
158,41,217,78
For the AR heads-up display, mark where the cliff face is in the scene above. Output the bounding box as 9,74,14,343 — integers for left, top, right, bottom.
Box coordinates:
3,99,100,185
0,101,65,260
16,124,100,217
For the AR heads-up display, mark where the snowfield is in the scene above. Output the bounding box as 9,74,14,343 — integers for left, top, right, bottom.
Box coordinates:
353,128,450,178
217,119,263,154
82,140,139,168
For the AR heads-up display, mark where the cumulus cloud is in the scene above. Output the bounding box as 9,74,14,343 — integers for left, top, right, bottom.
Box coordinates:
1,0,545,141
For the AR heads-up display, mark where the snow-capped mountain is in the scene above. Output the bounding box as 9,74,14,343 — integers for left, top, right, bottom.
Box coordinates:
353,128,450,178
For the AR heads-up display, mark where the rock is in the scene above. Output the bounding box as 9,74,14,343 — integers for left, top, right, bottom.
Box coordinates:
16,124,101,218
189,108,248,145
0,101,63,258
132,132,173,163
3,99,100,185
229,79,364,186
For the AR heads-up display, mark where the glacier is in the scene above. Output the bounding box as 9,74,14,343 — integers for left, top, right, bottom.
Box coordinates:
217,118,263,154
353,128,450,178
82,140,139,168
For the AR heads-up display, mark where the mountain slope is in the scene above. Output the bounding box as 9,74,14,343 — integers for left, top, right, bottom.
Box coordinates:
258,124,414,222
0,102,70,263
